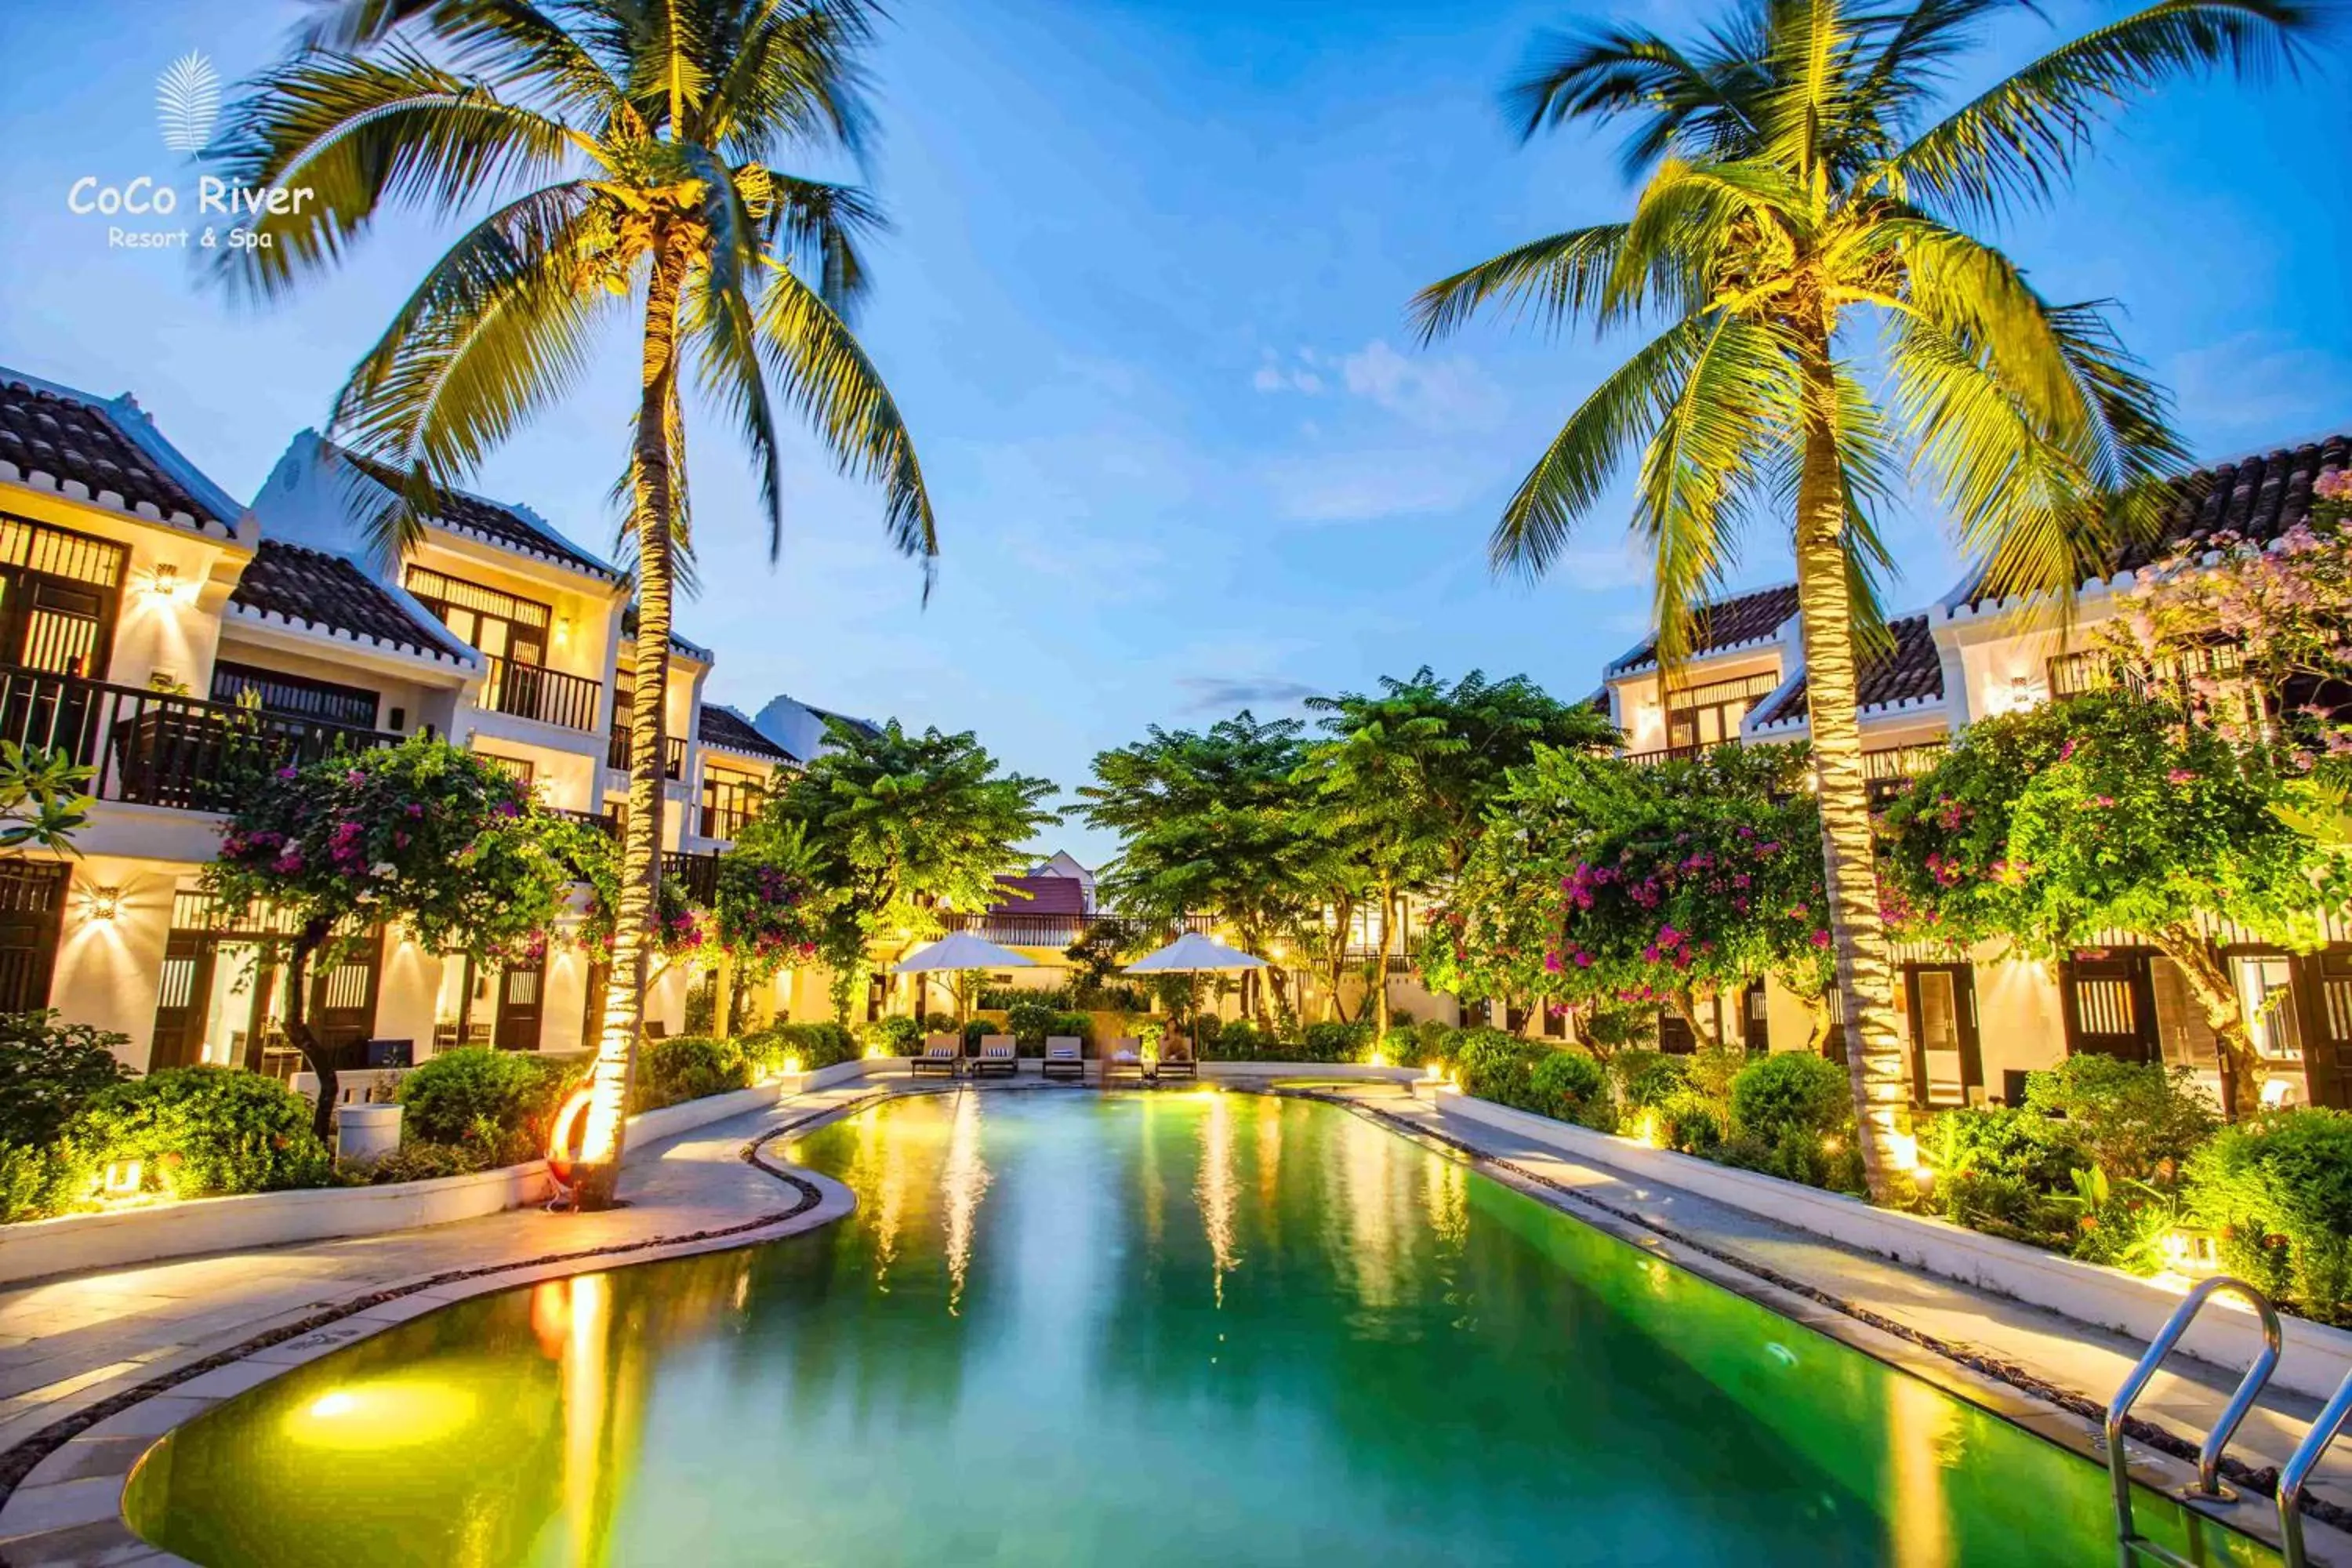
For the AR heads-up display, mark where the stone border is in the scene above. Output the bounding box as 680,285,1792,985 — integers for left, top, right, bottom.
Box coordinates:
0,1090,891,1568
1302,1089,2352,1563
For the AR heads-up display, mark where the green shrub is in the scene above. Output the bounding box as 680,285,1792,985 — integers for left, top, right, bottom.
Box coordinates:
61,1068,330,1203
1938,1167,2074,1250
749,1021,858,1073
1528,1050,1615,1131
1610,1049,1687,1112
1298,1020,1374,1063
1,1142,61,1223
2023,1056,2216,1185
397,1047,579,1160
1924,1105,2082,1192
1654,1087,1726,1154
866,1015,922,1055
350,1139,499,1185
0,1011,131,1145
1581,1003,1659,1055
2188,1109,2352,1326
1683,1045,1751,1104
634,1036,750,1112
1455,1029,1547,1108
963,1019,989,1051
1049,1011,1094,1047
1203,1020,1276,1061
1730,1052,1849,1144
1006,1000,1059,1046
923,1012,958,1033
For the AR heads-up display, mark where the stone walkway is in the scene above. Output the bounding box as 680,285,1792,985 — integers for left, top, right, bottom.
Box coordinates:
2,1073,2347,1565
0,1079,890,1566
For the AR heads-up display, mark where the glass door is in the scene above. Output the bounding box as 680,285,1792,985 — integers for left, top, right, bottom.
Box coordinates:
1904,964,1983,1106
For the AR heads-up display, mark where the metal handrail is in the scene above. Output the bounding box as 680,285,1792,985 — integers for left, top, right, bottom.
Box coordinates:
2107,1276,2282,1564
2278,1369,2352,1568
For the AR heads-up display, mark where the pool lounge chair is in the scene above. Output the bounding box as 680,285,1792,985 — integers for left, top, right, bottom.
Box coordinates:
1102,1036,1146,1087
974,1034,1019,1079
1041,1036,1086,1082
1157,1036,1197,1082
913,1034,963,1079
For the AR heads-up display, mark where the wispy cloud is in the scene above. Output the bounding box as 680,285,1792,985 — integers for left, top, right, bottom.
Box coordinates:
2169,332,2352,447
1174,675,1321,713
1259,449,1487,523
1251,339,1504,433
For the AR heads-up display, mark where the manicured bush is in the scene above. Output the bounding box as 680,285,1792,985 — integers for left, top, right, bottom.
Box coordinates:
62,1067,331,1203
923,1012,959,1033
1202,1020,1277,1061
1609,1049,1688,1112
1298,1020,1374,1063
2188,1109,2352,1327
397,1047,579,1160
1729,1051,1849,1144
866,1015,923,1055
2022,1056,2216,1185
1682,1045,1751,1104
350,1139,499,1185
749,1021,858,1073
1050,1011,1093,1047
1006,1000,1060,1045
1528,1049,1615,1132
634,1036,750,1112
1653,1088,1726,1154
0,1011,130,1146
1455,1029,1548,1109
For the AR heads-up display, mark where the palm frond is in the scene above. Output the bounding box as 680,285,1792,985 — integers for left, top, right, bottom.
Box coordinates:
753,259,938,590
1410,224,1645,344
702,0,879,164
209,42,579,299
1507,23,1767,176
1888,0,2313,220
760,170,885,318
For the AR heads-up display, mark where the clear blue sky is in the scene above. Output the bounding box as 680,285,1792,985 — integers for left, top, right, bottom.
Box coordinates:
1,1,2345,862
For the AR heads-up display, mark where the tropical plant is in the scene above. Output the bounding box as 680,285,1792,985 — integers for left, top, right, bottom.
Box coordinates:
0,742,93,853
61,1067,332,1205
395,1045,583,1159
0,1012,130,1146
1882,689,2334,1110
1413,0,2310,1197
216,0,938,1208
204,738,574,1136
2188,1108,2352,1325
710,817,827,983
764,717,1058,1022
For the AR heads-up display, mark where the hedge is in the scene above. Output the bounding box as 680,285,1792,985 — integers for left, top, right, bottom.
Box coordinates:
397,1047,580,1162
62,1067,332,1204
2187,1108,2352,1327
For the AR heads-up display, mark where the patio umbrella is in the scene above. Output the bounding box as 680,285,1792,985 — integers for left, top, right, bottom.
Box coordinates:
1123,932,1267,1050
891,931,1034,1025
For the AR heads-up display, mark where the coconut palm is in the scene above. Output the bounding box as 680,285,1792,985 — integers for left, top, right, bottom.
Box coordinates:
212,0,935,1207
1414,0,2310,1198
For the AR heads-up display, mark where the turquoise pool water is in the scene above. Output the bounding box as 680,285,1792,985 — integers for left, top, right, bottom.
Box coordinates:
124,1091,2270,1566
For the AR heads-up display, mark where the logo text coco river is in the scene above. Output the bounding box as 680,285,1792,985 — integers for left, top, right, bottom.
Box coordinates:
67,50,312,252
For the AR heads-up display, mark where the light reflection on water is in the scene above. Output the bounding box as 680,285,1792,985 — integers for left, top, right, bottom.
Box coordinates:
122,1092,2277,1568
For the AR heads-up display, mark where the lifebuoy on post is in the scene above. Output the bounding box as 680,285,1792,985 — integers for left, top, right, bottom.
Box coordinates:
546,1087,595,1197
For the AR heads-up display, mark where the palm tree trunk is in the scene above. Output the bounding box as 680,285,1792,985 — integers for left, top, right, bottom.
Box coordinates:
573,238,688,1212
1793,376,1909,1203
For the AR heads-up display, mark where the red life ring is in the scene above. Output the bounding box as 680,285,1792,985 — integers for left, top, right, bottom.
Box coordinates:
546,1087,596,1192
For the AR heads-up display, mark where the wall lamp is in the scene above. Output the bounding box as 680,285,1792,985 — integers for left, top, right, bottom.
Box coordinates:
84,885,124,922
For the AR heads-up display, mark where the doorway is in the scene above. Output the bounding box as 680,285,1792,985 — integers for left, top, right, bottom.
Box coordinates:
1903,963,1983,1106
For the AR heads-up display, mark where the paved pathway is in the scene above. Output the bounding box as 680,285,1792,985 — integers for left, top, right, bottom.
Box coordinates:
2,1073,2347,1566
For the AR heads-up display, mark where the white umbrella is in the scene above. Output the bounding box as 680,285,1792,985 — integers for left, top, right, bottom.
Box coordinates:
891,931,1033,1026
1122,931,1267,974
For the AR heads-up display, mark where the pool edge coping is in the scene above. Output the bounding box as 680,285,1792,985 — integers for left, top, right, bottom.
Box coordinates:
0,1089,898,1568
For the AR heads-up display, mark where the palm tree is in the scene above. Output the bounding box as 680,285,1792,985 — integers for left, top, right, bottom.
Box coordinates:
214,0,935,1208
1414,0,2310,1199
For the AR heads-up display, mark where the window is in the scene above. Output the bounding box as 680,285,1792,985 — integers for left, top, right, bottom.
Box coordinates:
1664,670,1780,750
476,752,535,788
403,566,549,666
210,660,380,729
0,513,128,678
2234,955,2304,1064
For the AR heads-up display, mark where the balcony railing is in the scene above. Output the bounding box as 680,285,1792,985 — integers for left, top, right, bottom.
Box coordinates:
0,666,396,814
1624,745,1707,767
480,655,601,733
936,911,1214,949
662,849,720,905
699,802,757,841
607,728,687,779
546,807,620,838
1864,739,1950,804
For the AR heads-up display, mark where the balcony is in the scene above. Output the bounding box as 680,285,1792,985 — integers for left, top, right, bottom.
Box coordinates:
699,801,757,841
1864,739,1949,804
479,655,601,733
662,849,719,905
607,727,687,779
0,666,396,814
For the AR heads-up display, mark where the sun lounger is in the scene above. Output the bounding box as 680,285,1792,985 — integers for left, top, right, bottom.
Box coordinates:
974,1034,1018,1079
913,1034,963,1079
1157,1036,1197,1081
1102,1036,1145,1087
1041,1036,1085,1082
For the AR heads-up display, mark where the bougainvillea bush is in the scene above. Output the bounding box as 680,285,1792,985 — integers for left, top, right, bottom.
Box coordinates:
544,816,710,970
1882,689,2336,1111
713,819,828,979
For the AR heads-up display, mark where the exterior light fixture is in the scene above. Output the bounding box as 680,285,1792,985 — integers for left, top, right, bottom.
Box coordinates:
781,1053,804,1077
147,562,183,601
102,1156,144,1198
85,885,124,921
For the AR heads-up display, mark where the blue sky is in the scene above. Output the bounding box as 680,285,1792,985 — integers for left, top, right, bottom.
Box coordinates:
1,0,2346,862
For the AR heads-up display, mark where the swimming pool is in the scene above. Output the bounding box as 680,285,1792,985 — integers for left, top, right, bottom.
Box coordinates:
123,1091,2271,1566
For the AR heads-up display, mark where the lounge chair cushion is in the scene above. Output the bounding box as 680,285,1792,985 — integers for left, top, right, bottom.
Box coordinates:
921,1036,960,1059
980,1036,1016,1059
1044,1037,1082,1058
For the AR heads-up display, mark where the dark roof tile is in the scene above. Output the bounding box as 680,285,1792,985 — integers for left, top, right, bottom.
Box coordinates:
0,379,223,530
1608,583,1800,673
336,447,616,579
1752,613,1941,727
228,541,466,662
699,703,795,764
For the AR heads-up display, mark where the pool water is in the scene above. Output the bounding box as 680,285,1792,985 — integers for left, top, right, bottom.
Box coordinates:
124,1091,2270,1566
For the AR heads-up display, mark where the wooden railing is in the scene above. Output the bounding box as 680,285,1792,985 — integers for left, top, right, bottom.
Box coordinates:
699,802,757,841
480,655,601,732
1864,739,1950,804
0,666,396,814
606,727,687,779
662,849,720,905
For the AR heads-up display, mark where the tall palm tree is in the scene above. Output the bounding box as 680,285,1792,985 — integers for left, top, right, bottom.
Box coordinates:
215,0,935,1208
1414,0,2310,1199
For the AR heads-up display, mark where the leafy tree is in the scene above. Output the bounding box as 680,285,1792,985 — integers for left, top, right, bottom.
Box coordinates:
1300,669,1607,1035
712,818,827,981
218,0,938,1207
1412,0,2307,1196
1079,711,1323,1029
204,738,575,1135
765,719,1058,1022
1881,690,2338,1112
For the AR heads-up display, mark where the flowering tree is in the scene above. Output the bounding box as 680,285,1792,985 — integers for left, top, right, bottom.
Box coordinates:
1882,691,2339,1112
712,818,827,982
205,739,575,1135
545,818,711,972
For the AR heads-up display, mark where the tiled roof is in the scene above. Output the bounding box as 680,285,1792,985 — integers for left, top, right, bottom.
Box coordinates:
336,447,617,579
1607,583,1800,674
0,377,227,533
699,703,796,763
1751,613,1942,728
622,603,713,662
808,705,883,740
989,874,1087,918
1960,434,2350,608
228,541,470,665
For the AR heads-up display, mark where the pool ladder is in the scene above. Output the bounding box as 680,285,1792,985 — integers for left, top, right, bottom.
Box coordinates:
2105,1275,2352,1568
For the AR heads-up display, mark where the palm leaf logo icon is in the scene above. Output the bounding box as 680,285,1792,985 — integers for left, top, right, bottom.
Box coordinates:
157,52,220,157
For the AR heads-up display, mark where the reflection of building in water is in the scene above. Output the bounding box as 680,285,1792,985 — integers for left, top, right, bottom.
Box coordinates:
1196,1091,1239,1306
1331,1113,1414,1313
1423,1151,1468,1250
848,1106,909,1293
942,1089,991,1316
1886,1374,1957,1568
